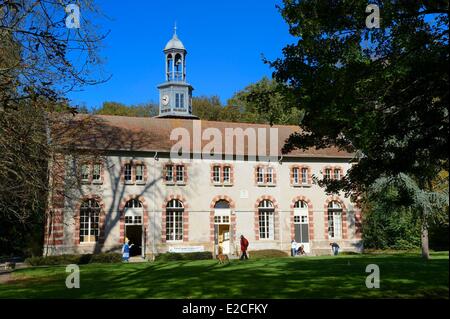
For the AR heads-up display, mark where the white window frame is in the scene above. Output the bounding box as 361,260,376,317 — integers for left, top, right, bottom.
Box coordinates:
223,166,231,184
176,165,184,183
135,164,144,182
258,200,274,240
293,167,299,185
79,200,100,243
325,168,332,180
81,164,90,182
266,167,273,184
124,164,132,182
166,199,184,242
301,167,308,184
165,165,173,182
257,167,264,184
213,166,221,183
334,168,341,180
328,202,343,239
92,163,101,182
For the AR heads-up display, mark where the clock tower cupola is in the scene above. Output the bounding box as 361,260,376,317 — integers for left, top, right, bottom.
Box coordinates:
156,25,197,118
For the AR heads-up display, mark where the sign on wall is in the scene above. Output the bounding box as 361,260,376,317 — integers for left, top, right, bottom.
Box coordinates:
168,246,205,253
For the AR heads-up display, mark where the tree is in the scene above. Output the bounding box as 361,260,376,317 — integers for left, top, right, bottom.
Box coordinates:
93,101,158,117
0,0,109,110
228,76,303,125
270,1,449,258
192,95,224,121
0,1,108,256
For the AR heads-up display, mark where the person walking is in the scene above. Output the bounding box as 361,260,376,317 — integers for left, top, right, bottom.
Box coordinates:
240,235,249,260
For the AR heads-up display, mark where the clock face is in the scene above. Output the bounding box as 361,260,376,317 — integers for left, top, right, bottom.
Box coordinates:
161,95,169,106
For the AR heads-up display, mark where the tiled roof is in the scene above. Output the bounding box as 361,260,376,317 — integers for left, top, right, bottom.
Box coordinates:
50,114,354,159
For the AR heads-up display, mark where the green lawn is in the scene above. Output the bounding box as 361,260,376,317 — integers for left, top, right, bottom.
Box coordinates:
0,252,448,299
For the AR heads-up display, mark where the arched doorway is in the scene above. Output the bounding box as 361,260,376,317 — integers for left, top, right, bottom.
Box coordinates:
327,201,343,239
124,199,144,257
293,200,310,253
214,200,231,255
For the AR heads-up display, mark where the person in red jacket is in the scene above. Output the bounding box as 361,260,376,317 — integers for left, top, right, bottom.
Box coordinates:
240,235,249,260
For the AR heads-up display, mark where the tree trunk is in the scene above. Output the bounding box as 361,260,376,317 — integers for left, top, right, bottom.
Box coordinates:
421,215,430,260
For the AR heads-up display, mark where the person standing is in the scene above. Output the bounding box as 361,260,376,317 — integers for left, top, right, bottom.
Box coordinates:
240,235,249,260
330,242,340,256
291,239,298,257
122,238,134,262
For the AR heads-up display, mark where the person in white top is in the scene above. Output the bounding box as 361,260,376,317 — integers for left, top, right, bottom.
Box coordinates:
291,239,298,257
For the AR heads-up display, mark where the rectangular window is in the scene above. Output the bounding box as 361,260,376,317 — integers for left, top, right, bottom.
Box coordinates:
334,169,341,180
257,167,264,183
223,166,231,183
213,166,221,183
124,164,132,181
81,164,89,181
135,164,144,182
301,168,308,184
175,93,180,108
259,211,274,239
266,167,273,184
293,167,299,184
176,165,184,182
325,168,332,180
165,165,173,182
328,211,342,239
166,211,183,241
180,93,184,108
92,163,101,182
79,211,99,243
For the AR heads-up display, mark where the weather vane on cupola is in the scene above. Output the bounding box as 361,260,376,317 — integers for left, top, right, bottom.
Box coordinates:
155,23,198,119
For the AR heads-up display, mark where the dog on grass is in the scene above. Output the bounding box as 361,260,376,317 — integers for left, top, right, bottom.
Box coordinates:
217,253,229,264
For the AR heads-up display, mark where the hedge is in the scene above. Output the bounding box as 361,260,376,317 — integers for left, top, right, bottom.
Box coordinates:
247,249,289,259
155,251,213,262
25,253,122,266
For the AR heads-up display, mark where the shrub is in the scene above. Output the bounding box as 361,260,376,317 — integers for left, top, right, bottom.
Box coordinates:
155,251,213,262
90,253,122,263
25,253,122,266
248,249,288,259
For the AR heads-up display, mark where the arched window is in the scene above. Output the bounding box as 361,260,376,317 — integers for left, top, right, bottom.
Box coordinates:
258,200,274,240
214,200,230,209
125,199,143,225
327,201,342,239
294,200,310,250
79,199,100,243
166,199,184,241
214,200,230,224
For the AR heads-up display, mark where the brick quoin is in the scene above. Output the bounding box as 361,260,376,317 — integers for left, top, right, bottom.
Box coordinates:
44,153,66,247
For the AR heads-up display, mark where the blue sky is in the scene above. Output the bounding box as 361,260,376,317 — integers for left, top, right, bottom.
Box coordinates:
67,0,296,110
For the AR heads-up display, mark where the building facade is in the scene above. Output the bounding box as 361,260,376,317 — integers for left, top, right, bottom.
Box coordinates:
43,30,362,257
